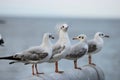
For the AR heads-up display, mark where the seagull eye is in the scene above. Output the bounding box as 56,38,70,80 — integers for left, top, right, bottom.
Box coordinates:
62,26,64,28
82,36,84,39
99,33,104,36
101,34,104,36
99,34,101,36
79,36,81,38
49,35,52,38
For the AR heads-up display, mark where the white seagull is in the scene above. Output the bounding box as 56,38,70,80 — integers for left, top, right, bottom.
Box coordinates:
0,33,54,75
87,32,109,65
65,34,88,70
49,23,71,73
0,34,4,46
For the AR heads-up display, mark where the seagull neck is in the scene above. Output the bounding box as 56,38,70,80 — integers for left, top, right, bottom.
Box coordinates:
80,39,87,44
41,38,52,47
59,30,70,42
83,39,88,43
94,36,103,43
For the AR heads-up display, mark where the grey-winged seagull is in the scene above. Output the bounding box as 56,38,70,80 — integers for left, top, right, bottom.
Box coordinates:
49,23,71,73
65,34,88,70
87,32,109,65
0,33,54,75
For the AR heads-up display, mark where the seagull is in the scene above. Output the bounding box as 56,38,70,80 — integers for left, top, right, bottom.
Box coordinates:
65,34,88,70
87,32,109,65
49,23,71,73
0,33,54,75
0,34,4,46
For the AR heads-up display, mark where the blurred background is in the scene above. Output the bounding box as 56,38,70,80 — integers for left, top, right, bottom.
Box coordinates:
0,0,120,80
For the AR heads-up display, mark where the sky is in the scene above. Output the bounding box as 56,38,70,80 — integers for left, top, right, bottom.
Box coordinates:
0,0,120,18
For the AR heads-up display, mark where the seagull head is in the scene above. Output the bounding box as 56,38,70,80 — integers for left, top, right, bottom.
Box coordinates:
0,34,4,46
95,32,109,38
41,33,54,46
73,34,87,42
59,24,69,32
44,33,54,40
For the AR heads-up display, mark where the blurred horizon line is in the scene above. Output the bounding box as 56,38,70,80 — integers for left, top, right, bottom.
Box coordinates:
0,15,120,20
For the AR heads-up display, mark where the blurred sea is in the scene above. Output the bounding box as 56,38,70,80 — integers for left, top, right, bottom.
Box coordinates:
0,17,120,80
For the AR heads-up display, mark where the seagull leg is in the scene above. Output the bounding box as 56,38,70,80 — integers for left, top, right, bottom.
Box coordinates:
35,64,44,74
55,61,64,73
88,55,91,64
88,55,96,66
32,64,35,75
74,60,81,70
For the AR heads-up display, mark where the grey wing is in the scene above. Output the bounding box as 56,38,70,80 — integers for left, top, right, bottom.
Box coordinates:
27,50,48,61
52,44,65,56
66,45,87,58
88,41,97,53
18,48,48,61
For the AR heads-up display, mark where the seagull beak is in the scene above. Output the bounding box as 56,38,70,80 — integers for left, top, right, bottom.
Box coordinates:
64,26,69,31
73,37,78,40
104,35,109,38
66,26,69,30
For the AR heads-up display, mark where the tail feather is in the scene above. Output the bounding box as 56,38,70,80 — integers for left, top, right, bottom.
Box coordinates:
0,56,21,60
